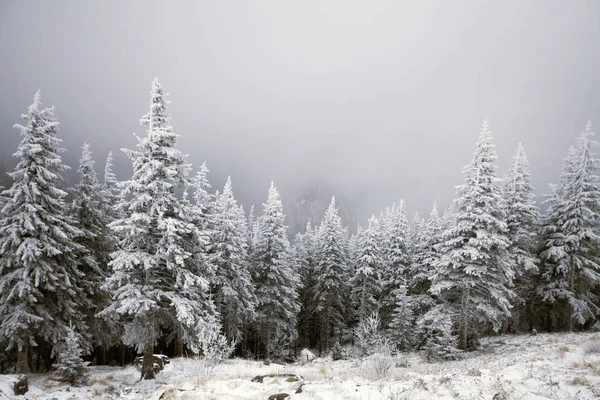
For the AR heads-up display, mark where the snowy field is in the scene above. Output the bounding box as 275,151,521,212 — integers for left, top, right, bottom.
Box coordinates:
1,332,599,400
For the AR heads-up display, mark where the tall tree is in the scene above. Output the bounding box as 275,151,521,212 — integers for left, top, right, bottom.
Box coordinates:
351,216,383,321
502,143,540,331
209,177,256,343
71,143,116,350
292,222,318,348
0,92,88,372
538,122,600,330
379,201,410,327
409,202,442,317
431,119,514,350
251,182,300,358
313,196,351,351
99,78,216,379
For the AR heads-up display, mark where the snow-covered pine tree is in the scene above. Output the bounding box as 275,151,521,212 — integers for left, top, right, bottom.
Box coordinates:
502,143,540,332
54,325,90,384
313,196,351,351
379,201,410,328
387,285,414,351
99,78,216,380
293,222,318,348
538,122,600,330
409,202,442,317
0,92,89,373
209,177,256,343
431,119,514,350
351,216,383,321
71,143,117,350
416,304,460,362
191,162,213,233
103,151,122,221
251,182,300,358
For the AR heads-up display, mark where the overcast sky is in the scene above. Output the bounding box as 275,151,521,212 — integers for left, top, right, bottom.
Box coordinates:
1,1,599,223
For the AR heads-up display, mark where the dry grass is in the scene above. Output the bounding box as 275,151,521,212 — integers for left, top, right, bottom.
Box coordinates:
570,376,590,386
558,345,569,357
89,377,108,386
583,340,600,354
92,387,105,396
41,376,55,389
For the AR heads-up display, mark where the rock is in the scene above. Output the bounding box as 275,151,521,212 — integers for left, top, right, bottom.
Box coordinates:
295,384,304,393
268,394,290,400
466,368,482,377
300,348,316,363
493,393,507,400
530,329,538,336
13,375,28,395
252,375,264,383
263,359,271,366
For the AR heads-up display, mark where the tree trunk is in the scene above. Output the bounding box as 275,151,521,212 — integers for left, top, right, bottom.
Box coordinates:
458,287,470,351
569,255,575,332
174,327,183,358
16,343,30,374
141,341,155,380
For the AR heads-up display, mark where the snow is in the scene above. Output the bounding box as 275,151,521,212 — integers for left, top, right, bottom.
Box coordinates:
2,332,599,399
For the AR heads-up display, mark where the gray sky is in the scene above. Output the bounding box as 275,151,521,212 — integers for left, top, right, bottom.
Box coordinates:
1,1,599,223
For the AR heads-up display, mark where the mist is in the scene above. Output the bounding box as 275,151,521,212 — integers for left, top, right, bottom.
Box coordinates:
1,0,599,226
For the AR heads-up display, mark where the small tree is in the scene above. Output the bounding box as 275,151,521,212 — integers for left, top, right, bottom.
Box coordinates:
193,318,236,378
54,326,90,385
416,305,460,362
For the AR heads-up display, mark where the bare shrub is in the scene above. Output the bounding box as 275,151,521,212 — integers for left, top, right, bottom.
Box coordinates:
583,340,600,355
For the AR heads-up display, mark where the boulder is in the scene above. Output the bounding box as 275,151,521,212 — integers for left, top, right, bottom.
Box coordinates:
268,394,290,400
13,375,28,396
300,348,316,363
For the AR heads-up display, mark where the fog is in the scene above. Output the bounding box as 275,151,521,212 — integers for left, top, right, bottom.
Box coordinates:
1,1,599,226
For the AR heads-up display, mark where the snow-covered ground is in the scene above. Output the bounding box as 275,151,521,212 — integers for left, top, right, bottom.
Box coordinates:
1,332,599,400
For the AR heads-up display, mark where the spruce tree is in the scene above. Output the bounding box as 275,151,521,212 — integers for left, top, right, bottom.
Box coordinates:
210,177,256,342
503,143,540,331
538,122,600,330
431,119,514,350
0,92,88,372
313,196,351,351
351,216,383,321
379,201,410,327
251,182,300,358
293,222,318,348
71,143,116,349
99,78,216,379
54,326,90,385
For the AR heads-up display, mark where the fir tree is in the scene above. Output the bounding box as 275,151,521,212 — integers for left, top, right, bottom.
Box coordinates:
388,285,414,351
71,143,117,349
54,325,90,385
538,122,600,330
431,119,514,350
0,92,88,372
379,201,410,327
209,177,256,342
351,216,383,321
503,143,540,332
99,78,216,379
313,196,351,351
251,182,300,358
293,222,318,348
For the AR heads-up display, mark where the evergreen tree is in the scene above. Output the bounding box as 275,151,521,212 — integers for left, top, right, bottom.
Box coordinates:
538,122,600,330
503,143,540,332
416,304,460,362
99,78,216,379
387,285,414,351
251,182,300,358
54,326,90,384
71,143,117,349
431,119,514,350
0,92,88,372
293,222,318,348
313,196,351,351
103,151,122,221
210,177,256,342
379,202,410,327
408,203,442,317
351,216,383,321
